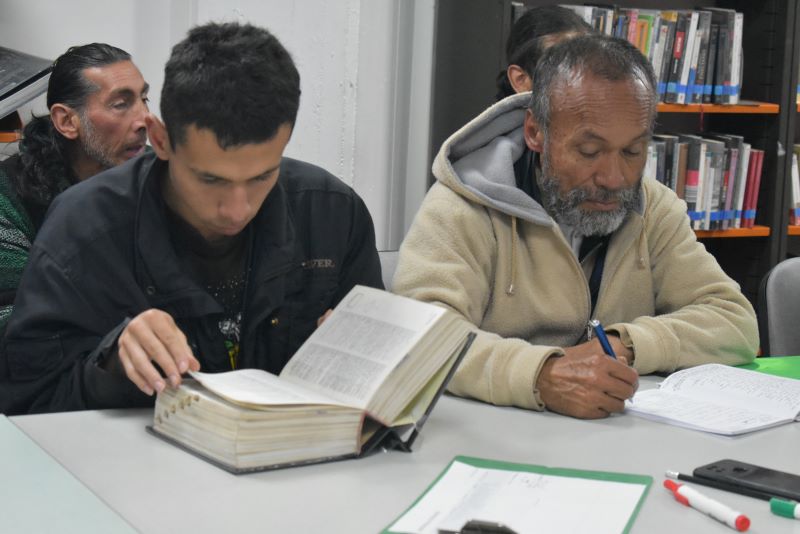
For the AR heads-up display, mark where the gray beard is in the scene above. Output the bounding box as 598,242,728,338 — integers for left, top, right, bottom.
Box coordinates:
79,112,116,170
538,153,641,237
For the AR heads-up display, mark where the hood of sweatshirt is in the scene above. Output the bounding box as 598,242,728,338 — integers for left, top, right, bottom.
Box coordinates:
432,93,555,227
431,93,649,294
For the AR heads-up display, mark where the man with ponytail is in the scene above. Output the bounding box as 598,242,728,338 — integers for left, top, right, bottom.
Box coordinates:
0,43,149,333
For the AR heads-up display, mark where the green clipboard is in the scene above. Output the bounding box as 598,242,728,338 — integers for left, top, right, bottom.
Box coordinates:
737,356,800,380
383,455,652,534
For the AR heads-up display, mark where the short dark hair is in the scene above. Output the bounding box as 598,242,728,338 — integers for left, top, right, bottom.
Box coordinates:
496,6,591,100
16,43,132,206
529,34,657,136
161,22,301,149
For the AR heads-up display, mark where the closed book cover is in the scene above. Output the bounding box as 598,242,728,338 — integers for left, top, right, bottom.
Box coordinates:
703,22,720,103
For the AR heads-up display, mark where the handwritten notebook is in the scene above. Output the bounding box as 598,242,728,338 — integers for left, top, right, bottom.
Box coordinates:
626,363,800,435
384,456,651,534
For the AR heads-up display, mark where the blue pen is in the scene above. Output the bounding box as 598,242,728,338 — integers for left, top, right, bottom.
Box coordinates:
588,319,616,359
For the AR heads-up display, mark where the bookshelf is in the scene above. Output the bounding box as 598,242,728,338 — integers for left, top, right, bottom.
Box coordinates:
786,3,800,260
430,0,798,304
657,102,779,114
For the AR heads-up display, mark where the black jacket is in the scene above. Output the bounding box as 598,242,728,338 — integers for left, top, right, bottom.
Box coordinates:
1,152,382,414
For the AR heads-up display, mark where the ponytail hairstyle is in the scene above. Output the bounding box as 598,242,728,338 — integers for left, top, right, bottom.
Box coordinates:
14,43,131,206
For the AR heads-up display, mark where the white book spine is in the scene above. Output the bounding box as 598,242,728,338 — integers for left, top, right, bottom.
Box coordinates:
734,144,751,229
730,12,744,104
678,11,699,105
791,154,800,217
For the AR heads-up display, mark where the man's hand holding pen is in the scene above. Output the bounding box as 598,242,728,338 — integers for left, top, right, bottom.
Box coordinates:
536,333,638,420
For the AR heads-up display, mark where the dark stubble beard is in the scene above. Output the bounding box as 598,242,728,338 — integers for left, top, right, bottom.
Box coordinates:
538,150,642,237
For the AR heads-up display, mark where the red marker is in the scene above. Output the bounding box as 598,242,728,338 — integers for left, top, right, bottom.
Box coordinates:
664,479,750,532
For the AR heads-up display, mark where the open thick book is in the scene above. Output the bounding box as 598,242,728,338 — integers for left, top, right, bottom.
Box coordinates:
148,285,475,473
625,363,800,435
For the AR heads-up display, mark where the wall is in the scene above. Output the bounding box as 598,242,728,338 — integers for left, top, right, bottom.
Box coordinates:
0,0,435,249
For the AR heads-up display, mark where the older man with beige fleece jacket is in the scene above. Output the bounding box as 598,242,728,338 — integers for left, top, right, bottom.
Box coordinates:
393,34,758,420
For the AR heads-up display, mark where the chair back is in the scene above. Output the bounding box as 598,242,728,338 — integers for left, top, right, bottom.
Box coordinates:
378,250,399,291
757,257,800,356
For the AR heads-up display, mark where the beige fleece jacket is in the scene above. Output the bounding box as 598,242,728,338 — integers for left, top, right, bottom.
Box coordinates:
394,94,759,411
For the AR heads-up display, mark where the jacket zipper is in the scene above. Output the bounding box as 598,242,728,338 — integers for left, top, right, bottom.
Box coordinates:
236,261,298,369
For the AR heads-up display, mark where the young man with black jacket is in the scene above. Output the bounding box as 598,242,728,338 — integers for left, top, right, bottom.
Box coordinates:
1,22,382,414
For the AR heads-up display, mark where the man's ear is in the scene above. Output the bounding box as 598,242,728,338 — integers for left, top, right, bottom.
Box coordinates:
146,114,171,160
524,109,545,153
50,104,80,140
507,64,532,94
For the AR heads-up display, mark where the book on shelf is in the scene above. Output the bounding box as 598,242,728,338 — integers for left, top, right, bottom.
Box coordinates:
689,11,712,104
790,152,800,226
553,5,744,104
674,142,689,200
652,134,679,190
741,148,764,229
0,47,52,120
705,133,745,230
730,12,744,105
703,22,720,104
678,134,706,229
653,11,678,101
626,363,800,435
735,143,752,229
703,138,726,230
148,285,476,474
790,145,800,226
703,7,741,104
384,456,652,534
676,10,699,105
645,133,756,232
664,11,690,104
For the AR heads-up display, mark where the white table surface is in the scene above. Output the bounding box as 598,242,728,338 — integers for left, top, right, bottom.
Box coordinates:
9,376,800,534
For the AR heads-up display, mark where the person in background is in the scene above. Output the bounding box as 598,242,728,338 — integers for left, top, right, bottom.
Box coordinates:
0,43,149,333
495,5,592,100
395,34,758,420
0,22,382,414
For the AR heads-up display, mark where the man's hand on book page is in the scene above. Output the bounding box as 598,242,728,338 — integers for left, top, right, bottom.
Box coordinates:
537,340,639,419
116,309,200,396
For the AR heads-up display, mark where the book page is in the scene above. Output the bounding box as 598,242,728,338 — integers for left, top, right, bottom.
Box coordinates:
655,364,800,416
626,364,800,434
280,286,445,409
190,370,347,408
388,460,647,534
626,390,788,435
